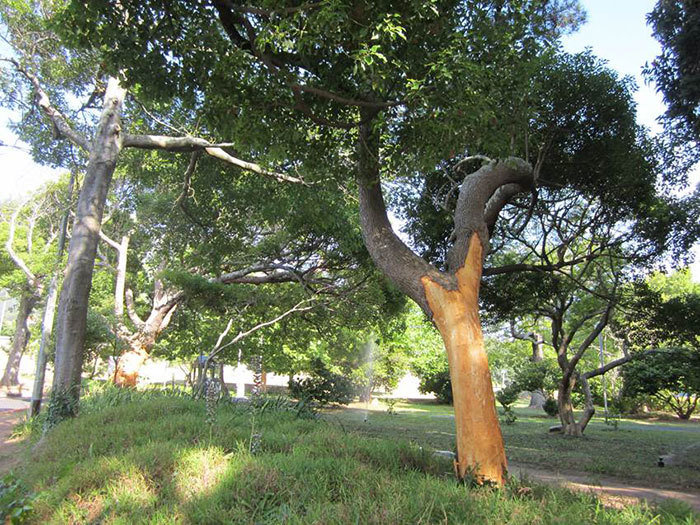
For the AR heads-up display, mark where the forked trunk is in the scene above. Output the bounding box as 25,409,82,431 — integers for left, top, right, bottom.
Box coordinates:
422,236,507,484
557,374,583,436
1,292,38,388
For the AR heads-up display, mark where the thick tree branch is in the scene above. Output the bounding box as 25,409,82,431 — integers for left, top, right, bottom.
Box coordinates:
124,288,145,329
122,134,305,184
7,58,91,152
5,203,38,286
356,110,447,313
447,158,533,273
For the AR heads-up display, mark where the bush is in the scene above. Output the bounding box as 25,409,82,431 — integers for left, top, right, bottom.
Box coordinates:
289,359,357,406
418,369,453,404
496,384,520,425
543,397,558,417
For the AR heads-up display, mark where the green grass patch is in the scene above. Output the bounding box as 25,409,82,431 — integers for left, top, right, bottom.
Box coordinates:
336,400,700,490
5,392,697,524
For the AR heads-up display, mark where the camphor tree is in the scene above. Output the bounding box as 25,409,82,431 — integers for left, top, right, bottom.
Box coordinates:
0,1,317,419
616,270,700,419
60,0,699,483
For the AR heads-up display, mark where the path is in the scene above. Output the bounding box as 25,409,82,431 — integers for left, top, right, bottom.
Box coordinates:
0,392,29,475
509,462,700,512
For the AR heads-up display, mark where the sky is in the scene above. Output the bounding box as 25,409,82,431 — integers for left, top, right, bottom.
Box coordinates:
0,0,698,278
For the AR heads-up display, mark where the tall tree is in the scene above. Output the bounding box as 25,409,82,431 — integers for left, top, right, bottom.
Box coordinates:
0,1,309,418
646,0,700,157
60,0,699,484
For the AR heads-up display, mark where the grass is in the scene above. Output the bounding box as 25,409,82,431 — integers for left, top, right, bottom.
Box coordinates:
4,389,697,524
333,398,700,489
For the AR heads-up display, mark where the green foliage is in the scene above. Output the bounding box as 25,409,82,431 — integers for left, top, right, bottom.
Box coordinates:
543,397,559,417
512,359,559,396
622,348,700,419
418,367,453,404
645,0,700,155
496,383,520,425
0,473,35,524
289,358,357,406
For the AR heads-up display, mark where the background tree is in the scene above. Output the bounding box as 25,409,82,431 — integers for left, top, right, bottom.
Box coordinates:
622,348,700,419
645,0,700,163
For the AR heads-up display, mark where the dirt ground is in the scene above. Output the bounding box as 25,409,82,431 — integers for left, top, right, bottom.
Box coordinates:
0,409,26,475
509,462,700,512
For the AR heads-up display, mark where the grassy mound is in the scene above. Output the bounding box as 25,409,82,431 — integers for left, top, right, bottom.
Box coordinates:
6,391,697,524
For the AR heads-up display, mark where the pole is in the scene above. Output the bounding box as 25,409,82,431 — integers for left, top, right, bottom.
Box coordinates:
599,332,608,422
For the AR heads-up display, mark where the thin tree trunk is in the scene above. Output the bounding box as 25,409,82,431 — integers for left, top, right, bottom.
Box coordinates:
1,292,38,388
422,235,507,483
51,77,126,414
31,171,73,416
529,333,546,409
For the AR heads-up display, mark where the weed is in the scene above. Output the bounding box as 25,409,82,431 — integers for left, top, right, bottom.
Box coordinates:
0,474,35,524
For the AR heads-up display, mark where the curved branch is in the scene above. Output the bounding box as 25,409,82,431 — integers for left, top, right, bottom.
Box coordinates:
124,288,145,329
5,203,38,286
6,58,91,152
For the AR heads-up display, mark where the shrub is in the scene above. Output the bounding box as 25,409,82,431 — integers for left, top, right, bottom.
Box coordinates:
543,397,558,417
418,368,453,404
496,384,520,425
289,359,357,406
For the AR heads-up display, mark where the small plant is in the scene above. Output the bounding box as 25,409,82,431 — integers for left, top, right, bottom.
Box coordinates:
288,358,357,406
603,413,620,431
44,386,79,432
384,397,401,415
205,379,221,426
543,397,559,417
0,474,35,524
496,384,520,425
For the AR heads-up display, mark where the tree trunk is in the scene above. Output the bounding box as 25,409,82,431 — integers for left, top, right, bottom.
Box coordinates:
529,333,545,409
31,171,74,416
422,236,507,484
354,110,533,485
113,346,150,387
557,372,583,436
1,292,38,388
51,77,126,413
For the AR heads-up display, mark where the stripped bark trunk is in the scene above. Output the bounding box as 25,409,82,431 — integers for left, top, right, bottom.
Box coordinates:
51,78,126,411
422,236,507,482
355,110,533,484
1,292,38,388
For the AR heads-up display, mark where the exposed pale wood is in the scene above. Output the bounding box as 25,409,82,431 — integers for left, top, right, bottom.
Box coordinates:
421,234,507,485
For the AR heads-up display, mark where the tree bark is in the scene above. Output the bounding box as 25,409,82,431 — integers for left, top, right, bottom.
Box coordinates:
529,333,546,409
31,171,74,416
51,77,126,411
1,292,38,388
557,370,583,436
422,235,508,483
355,111,532,485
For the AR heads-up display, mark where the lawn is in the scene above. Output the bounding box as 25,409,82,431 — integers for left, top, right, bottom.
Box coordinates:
3,390,697,524
327,398,700,490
